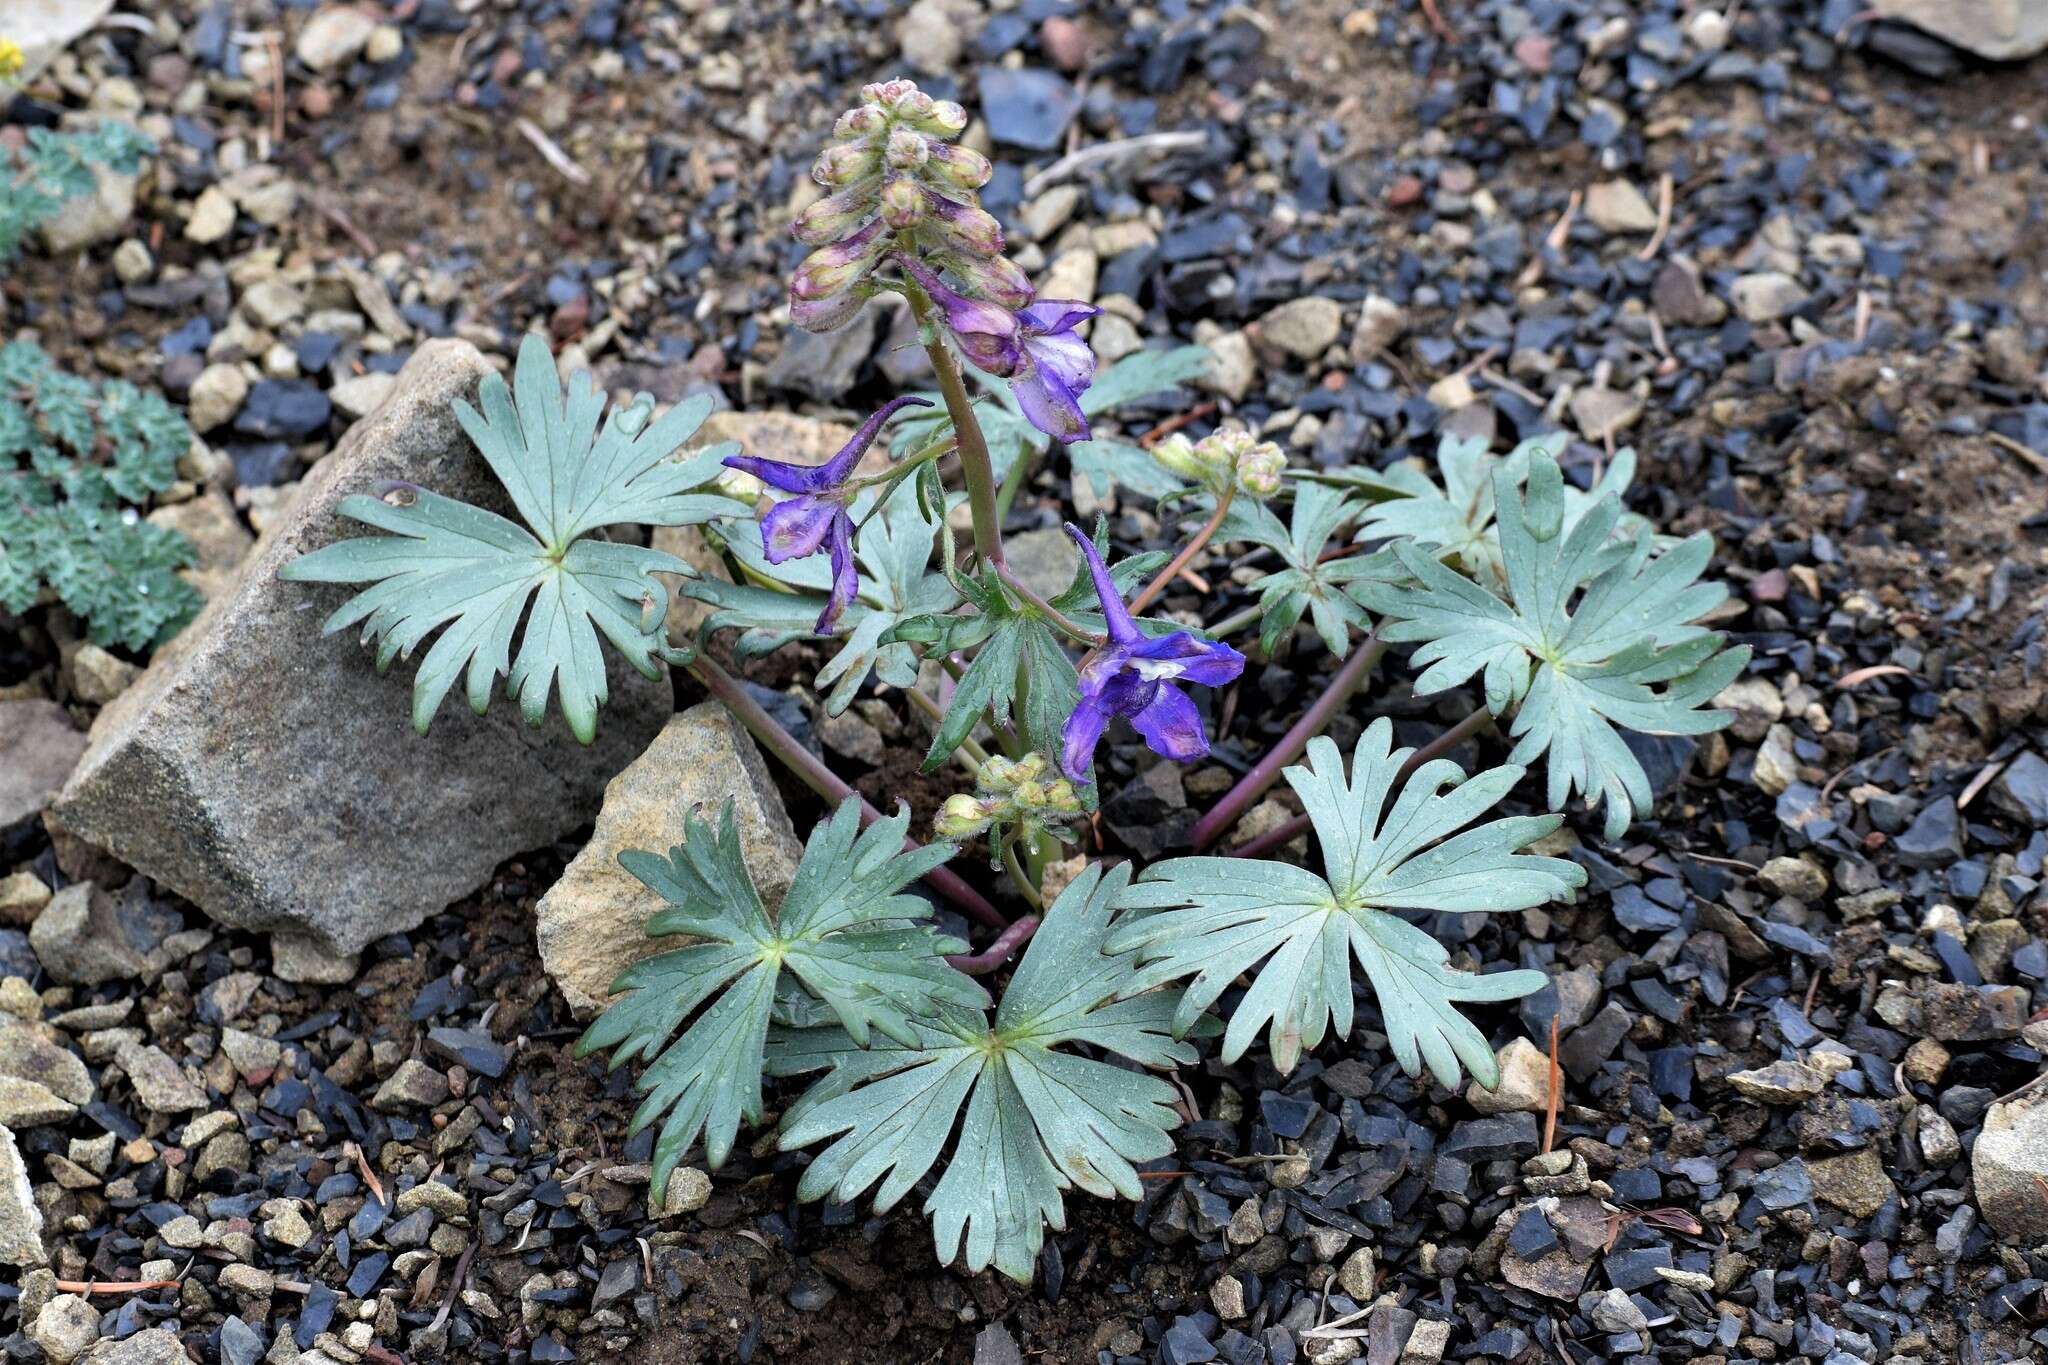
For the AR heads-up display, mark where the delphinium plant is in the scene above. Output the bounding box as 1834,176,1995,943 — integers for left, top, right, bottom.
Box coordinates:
282,77,1750,1281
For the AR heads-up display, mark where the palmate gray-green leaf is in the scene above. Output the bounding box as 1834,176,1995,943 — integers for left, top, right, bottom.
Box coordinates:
575,798,982,1200
1354,447,1750,839
281,333,752,744
1109,721,1585,1089
767,863,1205,1283
1223,480,1393,658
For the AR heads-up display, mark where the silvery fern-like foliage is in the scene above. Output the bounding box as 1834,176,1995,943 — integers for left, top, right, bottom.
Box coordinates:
0,341,201,649
577,799,984,1198
889,345,1212,500
686,477,958,714
282,334,750,742
1223,480,1393,658
0,122,155,263
768,863,1205,1282
1356,449,1750,839
1110,722,1584,1087
1330,432,1648,590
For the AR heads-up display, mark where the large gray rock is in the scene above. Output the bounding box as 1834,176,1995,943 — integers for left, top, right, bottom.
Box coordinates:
0,701,86,830
1975,1082,2048,1242
48,340,671,955
0,1123,42,1266
536,702,802,1016
1874,0,2048,61
8,0,118,82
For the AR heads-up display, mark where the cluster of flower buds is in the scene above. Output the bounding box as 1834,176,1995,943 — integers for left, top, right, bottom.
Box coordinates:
1152,428,1288,500
934,752,1085,845
789,79,1016,332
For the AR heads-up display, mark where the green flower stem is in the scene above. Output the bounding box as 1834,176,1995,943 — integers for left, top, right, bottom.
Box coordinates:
993,562,1102,645
1226,705,1498,859
684,652,1009,932
1129,485,1234,616
993,440,1035,521
848,432,958,490
945,913,1039,975
904,288,1006,571
1000,838,1045,912
1205,600,1263,641
905,685,992,773
1189,629,1388,850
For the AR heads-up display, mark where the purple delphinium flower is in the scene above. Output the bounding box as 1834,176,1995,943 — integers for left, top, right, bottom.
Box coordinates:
1060,522,1245,783
721,396,932,634
899,259,1101,444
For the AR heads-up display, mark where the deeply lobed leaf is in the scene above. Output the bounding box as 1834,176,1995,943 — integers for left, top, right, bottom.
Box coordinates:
1355,448,1749,838
576,798,980,1198
282,333,751,742
1109,721,1585,1088
768,863,1203,1282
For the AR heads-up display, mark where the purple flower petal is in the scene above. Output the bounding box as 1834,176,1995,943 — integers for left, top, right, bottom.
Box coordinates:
1061,697,1111,782
1129,630,1247,688
1019,299,1099,335
1012,365,1091,444
1129,685,1209,763
1026,326,1096,396
1064,522,1141,647
723,395,933,495
761,495,838,561
817,510,858,634
898,258,1025,377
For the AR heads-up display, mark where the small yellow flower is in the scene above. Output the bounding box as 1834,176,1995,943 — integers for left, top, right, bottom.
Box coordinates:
0,38,26,82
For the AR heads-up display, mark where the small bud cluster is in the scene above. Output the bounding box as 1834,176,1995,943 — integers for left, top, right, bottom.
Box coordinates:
790,79,1012,332
1152,428,1288,500
934,752,1085,845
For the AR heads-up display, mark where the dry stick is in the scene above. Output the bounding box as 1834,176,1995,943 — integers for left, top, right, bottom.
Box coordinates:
946,914,1040,974
1635,171,1676,262
687,653,1008,932
1020,130,1207,199
53,1279,180,1294
1137,399,1220,450
1988,430,2048,477
1190,632,1388,851
1517,189,1581,289
1129,487,1234,615
515,117,592,186
1541,1016,1561,1155
1227,706,1496,858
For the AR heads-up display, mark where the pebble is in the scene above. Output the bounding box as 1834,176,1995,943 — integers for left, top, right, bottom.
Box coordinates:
185,187,236,245
29,1293,99,1365
1257,297,1344,361
1725,1059,1826,1103
116,1041,207,1112
1730,271,1809,323
295,6,378,71
1584,179,1658,233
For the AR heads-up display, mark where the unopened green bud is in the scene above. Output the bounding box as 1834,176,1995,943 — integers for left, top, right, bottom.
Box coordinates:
905,100,968,137
1013,781,1047,808
814,142,880,188
834,105,888,141
863,79,921,107
1012,753,1048,783
1152,433,1208,484
925,142,992,190
790,223,887,301
880,177,928,229
885,126,929,170
936,251,1033,309
716,466,764,502
792,183,878,246
925,195,1003,257
935,793,993,839
1041,779,1082,814
1235,443,1286,498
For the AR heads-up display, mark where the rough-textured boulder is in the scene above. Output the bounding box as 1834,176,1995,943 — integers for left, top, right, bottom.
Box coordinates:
0,1123,42,1266
48,340,671,955
1874,0,2048,61
1975,1082,2048,1241
0,701,86,831
536,702,802,1016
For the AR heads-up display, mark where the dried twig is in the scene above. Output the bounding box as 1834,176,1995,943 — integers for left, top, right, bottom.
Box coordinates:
52,1279,180,1294
1959,758,2007,810
1419,0,1460,43
1635,171,1675,262
1541,1017,1561,1155
1988,430,2048,476
1517,190,1580,288
515,117,592,186
314,197,377,257
1835,664,1910,689
346,1140,387,1209
1020,131,1206,198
